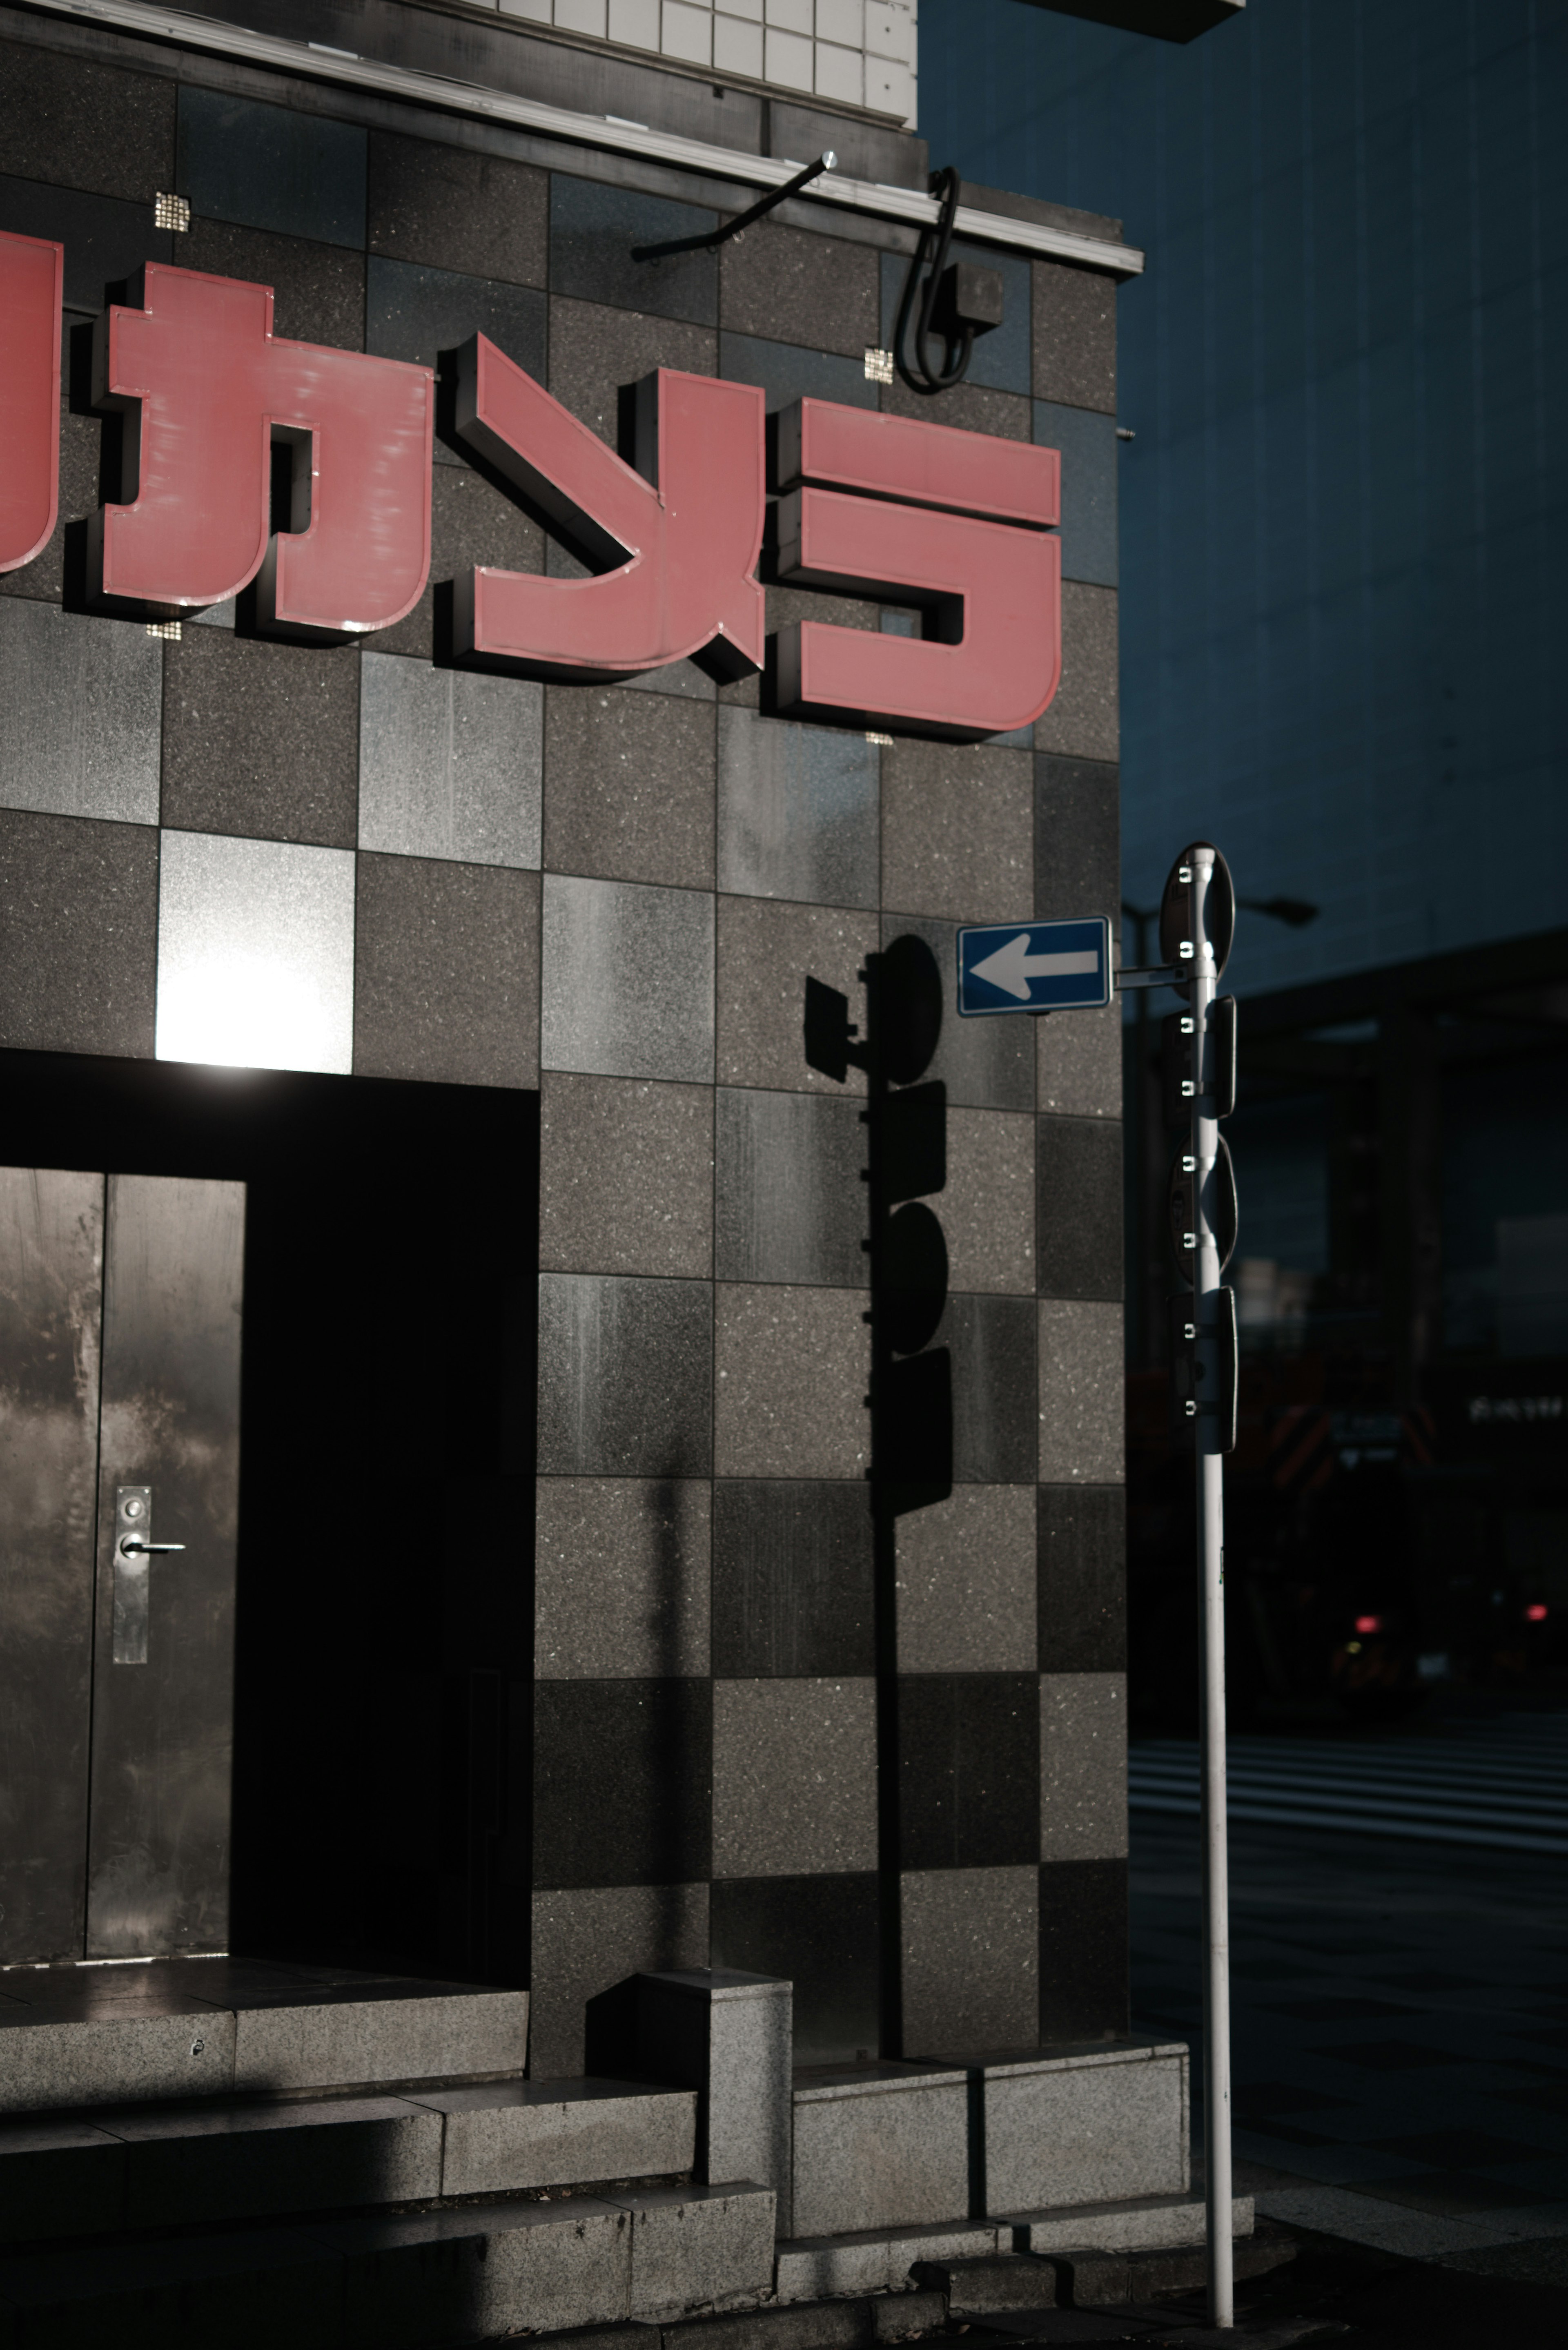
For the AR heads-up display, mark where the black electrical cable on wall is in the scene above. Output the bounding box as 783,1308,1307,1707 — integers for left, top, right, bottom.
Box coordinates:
893,166,972,395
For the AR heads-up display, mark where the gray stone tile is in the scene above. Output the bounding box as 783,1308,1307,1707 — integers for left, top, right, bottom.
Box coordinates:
366,462,544,662
1038,1486,1126,1675
879,241,1032,397
183,218,364,350
715,1088,867,1288
541,875,713,1082
0,174,170,312
230,1987,527,2094
551,174,719,327
544,688,715,889
0,600,160,824
535,1476,710,1679
0,45,171,203
717,896,877,1097
1040,1673,1128,1862
0,2007,237,2114
980,2042,1187,2212
722,222,878,357
368,255,546,464
160,631,359,850
1036,583,1119,765
529,1883,708,2081
936,1292,1037,1485
1035,400,1120,587
713,1283,869,1480
712,1679,877,1880
1035,754,1119,924
775,2221,998,2301
414,2078,695,2197
1038,1300,1125,1485
548,296,717,446
881,915,1035,1114
711,1480,874,1678
900,1866,1039,2058
157,831,354,1075
882,738,1033,925
791,2065,969,2238
352,854,539,1088
1033,260,1118,414
368,132,547,286
633,1971,791,2225
720,331,875,412
1038,1115,1123,1302
942,1108,1035,1293
359,653,541,868
538,1273,713,1476
179,87,366,247
540,1073,713,1278
609,2179,776,2318
717,707,879,910
0,810,156,1057
895,1485,1036,1673
878,374,1032,441
1037,998,1122,1120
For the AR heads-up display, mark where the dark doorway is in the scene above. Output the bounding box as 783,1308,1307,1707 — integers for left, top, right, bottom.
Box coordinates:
0,1048,538,1989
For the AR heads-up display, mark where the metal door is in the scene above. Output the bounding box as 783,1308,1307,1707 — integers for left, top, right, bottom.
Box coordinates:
0,1169,244,1962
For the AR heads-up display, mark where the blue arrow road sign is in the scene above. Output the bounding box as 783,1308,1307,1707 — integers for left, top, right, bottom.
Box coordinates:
956,916,1111,1017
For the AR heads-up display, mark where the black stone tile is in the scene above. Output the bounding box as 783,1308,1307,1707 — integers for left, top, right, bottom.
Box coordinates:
183,218,364,351
898,1674,1040,1871
0,399,98,607
532,1679,712,1891
717,707,879,910
367,256,546,467
0,809,156,1057
1038,1486,1125,1674
548,295,716,448
711,1873,880,2067
0,599,161,823
711,1479,874,1677
1036,1116,1123,1302
719,332,875,415
540,1075,713,1281
543,687,714,890
1034,755,1119,923
0,174,171,313
0,39,174,205
368,132,546,286
715,1090,868,1289
879,241,1032,397
878,375,1031,442
178,88,366,250
935,1293,1037,1484
879,915,1034,1115
1036,584,1119,766
1035,400,1119,588
720,222,878,358
540,876,713,1083
352,853,539,1089
159,630,359,849
365,464,544,662
1040,1857,1128,2040
537,1273,713,1476
1033,261,1117,415
550,174,718,328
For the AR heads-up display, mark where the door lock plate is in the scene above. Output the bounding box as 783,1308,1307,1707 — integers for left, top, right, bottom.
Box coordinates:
112,1486,152,1665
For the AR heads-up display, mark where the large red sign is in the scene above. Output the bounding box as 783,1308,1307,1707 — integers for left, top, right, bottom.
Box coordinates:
0,237,1062,738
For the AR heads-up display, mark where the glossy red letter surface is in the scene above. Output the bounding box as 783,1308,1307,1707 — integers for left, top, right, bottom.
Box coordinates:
0,231,62,574
774,399,1061,740
452,336,766,683
90,263,432,636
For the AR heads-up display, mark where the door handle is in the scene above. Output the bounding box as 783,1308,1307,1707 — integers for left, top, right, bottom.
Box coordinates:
112,1487,186,1664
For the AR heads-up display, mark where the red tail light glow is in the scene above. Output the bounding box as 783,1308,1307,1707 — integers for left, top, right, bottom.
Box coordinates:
1526,1603,1549,1623
1354,1614,1383,1635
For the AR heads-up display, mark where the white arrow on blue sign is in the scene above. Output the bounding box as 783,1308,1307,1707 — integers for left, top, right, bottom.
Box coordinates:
956,916,1111,1017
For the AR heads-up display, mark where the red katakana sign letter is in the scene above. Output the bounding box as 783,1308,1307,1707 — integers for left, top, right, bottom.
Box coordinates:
0,230,62,575
773,399,1062,741
452,334,766,683
89,262,432,638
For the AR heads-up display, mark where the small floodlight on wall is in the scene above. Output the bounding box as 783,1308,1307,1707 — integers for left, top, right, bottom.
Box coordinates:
154,192,190,231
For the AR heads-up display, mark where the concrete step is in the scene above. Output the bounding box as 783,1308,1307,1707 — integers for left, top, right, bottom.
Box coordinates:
1004,2190,1255,2254
911,2223,1295,2317
0,2179,774,2346
0,1956,528,2112
0,2073,696,2241
774,2218,1002,2302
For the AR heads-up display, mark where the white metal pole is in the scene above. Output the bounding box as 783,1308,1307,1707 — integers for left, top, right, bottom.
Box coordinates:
1190,846,1233,2330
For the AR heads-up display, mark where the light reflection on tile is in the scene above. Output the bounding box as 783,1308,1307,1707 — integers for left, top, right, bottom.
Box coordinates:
156,829,355,1074
541,874,713,1081
717,706,879,908
359,652,541,868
